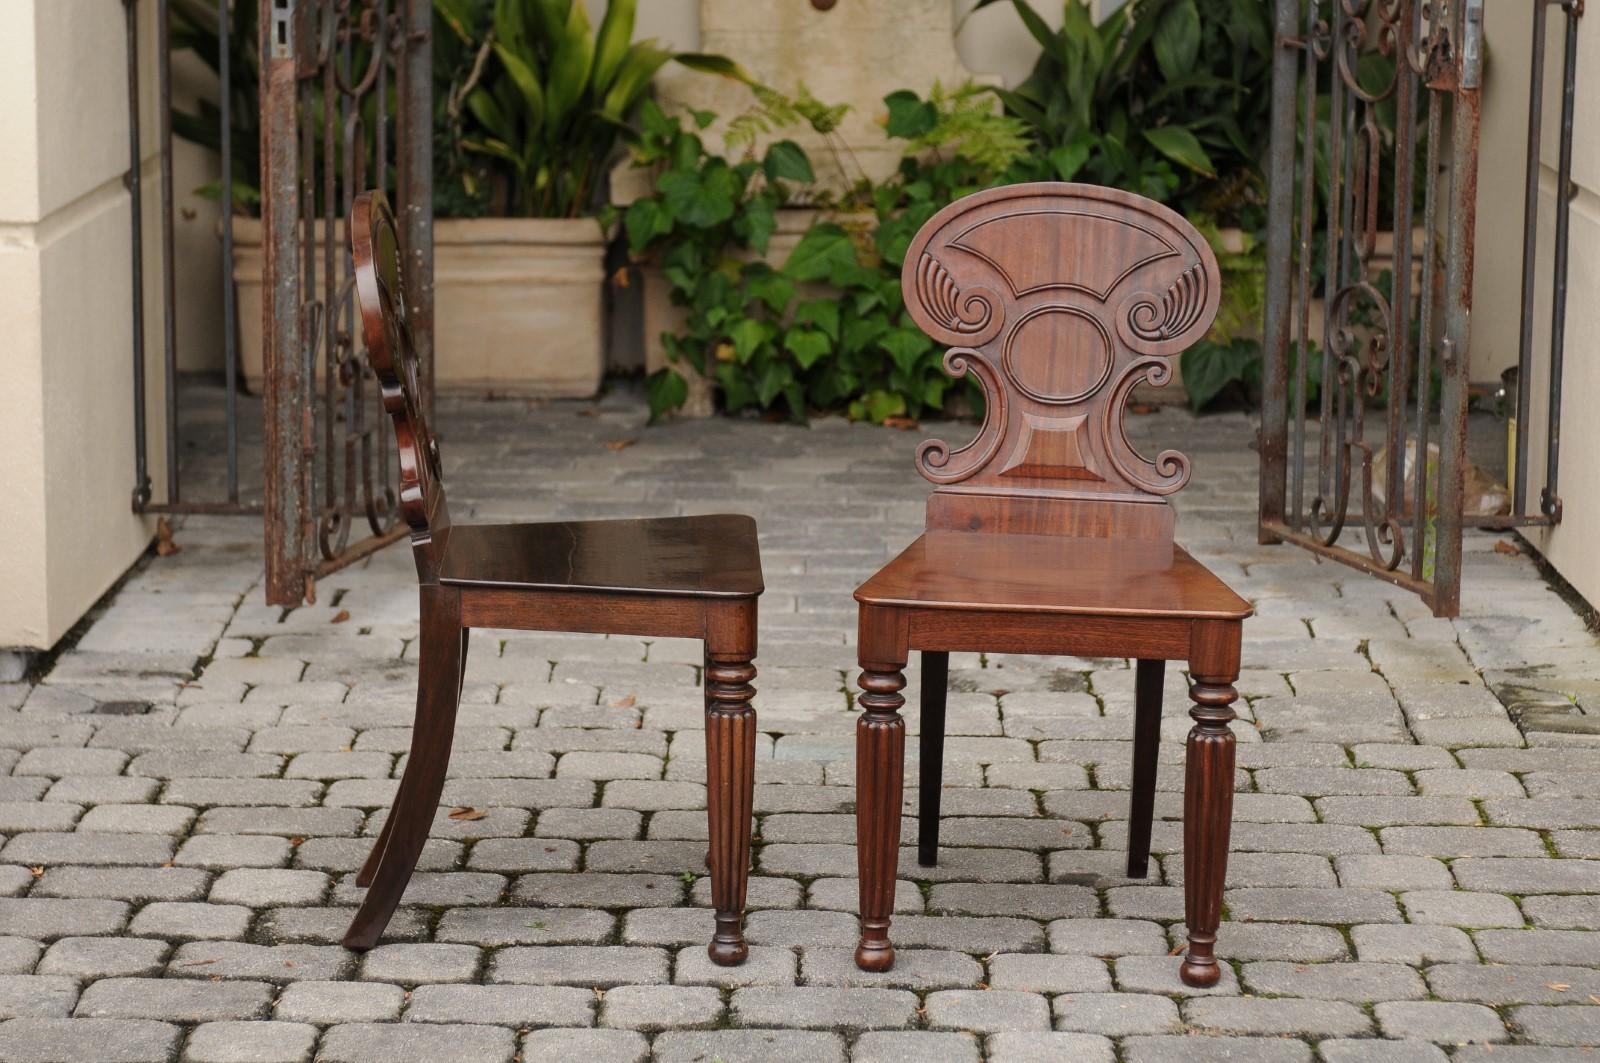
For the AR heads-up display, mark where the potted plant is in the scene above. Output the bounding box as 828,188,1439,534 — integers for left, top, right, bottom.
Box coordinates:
174,0,716,396
428,0,712,394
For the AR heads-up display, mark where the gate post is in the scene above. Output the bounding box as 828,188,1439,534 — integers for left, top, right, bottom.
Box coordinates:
1259,0,1299,543
399,0,435,408
1432,0,1486,618
261,0,308,606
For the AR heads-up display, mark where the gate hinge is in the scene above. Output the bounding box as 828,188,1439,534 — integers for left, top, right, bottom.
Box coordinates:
1461,0,1485,90
268,0,294,61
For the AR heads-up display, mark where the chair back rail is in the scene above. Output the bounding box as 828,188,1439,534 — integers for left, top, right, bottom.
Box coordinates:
901,182,1221,540
351,190,449,568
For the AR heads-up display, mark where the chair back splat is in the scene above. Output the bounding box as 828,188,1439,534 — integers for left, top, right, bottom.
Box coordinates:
900,182,1221,541
352,190,450,574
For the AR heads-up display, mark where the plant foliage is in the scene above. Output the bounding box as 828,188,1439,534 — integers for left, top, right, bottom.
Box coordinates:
629,84,1025,423
994,0,1272,224
436,0,731,217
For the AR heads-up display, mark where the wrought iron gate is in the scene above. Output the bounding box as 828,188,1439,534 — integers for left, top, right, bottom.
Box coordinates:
1261,0,1483,618
260,0,434,604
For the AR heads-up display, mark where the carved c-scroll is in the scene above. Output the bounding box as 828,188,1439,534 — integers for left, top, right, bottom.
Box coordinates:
1100,357,1191,495
916,347,1008,485
913,253,1004,347
1117,262,1212,356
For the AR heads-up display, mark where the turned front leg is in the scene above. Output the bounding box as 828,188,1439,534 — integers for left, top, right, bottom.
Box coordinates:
1181,669,1238,988
704,649,757,966
855,662,907,972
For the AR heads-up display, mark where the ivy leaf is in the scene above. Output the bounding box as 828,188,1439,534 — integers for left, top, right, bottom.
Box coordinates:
880,327,934,375
727,318,776,364
792,300,840,341
883,89,938,139
842,314,890,355
762,139,815,184
646,368,689,421
862,389,908,424
783,223,858,282
659,164,738,228
755,360,794,408
735,195,777,255
1048,140,1093,182
784,327,833,369
1180,338,1257,411
624,197,673,254
744,268,795,314
1142,125,1215,176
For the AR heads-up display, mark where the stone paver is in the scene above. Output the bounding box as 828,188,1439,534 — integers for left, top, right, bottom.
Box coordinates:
2,391,1596,1061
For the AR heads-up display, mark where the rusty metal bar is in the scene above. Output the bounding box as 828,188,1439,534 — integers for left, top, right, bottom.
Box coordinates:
158,0,180,503
1513,0,1552,517
1261,521,1439,599
219,0,240,502
127,0,260,517
1541,2,1581,521
1431,0,1486,618
1258,0,1300,543
400,0,435,409
262,0,308,605
126,0,153,511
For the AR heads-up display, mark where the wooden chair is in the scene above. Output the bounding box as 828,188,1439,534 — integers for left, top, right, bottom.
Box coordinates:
852,182,1252,987
344,191,764,965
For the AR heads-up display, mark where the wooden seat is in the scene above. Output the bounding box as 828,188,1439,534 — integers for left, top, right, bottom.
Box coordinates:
438,515,763,596
343,192,763,965
857,533,1249,619
852,182,1253,989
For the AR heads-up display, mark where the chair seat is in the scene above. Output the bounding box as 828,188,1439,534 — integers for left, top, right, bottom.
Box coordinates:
438,514,762,598
855,532,1251,620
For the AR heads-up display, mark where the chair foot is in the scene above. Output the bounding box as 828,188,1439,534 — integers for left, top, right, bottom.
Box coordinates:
854,937,895,972
1179,949,1223,988
708,913,748,967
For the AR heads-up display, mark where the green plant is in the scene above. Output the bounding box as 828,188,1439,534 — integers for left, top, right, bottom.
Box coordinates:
169,0,261,211
630,85,1020,423
988,0,1272,222
435,0,727,218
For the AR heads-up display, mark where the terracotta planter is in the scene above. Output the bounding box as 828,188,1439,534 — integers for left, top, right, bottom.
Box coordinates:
230,216,607,397
640,208,875,417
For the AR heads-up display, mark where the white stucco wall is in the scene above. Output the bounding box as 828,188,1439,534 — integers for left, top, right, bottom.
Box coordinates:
0,1,169,650
1471,4,1599,608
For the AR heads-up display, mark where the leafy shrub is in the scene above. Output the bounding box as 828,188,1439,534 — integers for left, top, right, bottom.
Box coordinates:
627,85,1025,422
991,0,1273,225
434,0,732,218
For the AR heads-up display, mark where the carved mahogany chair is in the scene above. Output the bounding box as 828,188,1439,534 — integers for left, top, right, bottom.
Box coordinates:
344,191,763,964
852,182,1252,987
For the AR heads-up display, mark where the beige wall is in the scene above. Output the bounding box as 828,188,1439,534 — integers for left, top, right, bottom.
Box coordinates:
0,0,174,650
583,0,1087,91
1472,4,1599,607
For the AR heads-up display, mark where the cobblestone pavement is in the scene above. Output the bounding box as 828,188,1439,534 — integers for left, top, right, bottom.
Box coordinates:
2,391,1598,1062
